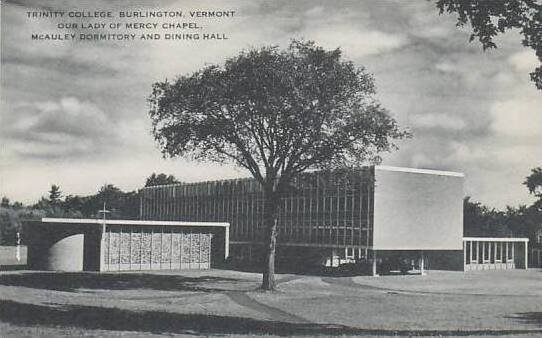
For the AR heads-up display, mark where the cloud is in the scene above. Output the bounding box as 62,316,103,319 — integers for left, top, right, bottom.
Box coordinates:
407,3,457,39
307,26,408,58
490,96,542,138
509,50,540,72
410,113,466,130
434,61,457,73
410,153,435,168
1,0,540,211
1,97,118,159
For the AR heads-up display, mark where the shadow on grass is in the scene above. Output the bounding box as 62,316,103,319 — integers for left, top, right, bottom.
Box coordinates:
0,272,249,292
218,262,417,278
1,300,541,337
218,263,366,277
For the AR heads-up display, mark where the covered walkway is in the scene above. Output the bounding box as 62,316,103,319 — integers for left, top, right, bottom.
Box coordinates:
463,237,528,271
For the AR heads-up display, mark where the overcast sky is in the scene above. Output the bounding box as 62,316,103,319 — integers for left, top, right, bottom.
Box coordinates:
1,0,541,208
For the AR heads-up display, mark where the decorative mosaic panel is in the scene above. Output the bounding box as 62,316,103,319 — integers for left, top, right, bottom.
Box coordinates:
161,231,172,264
120,229,131,264
190,233,200,264
103,225,213,271
171,231,181,266
151,231,162,265
201,233,211,263
141,230,152,264
181,231,191,264
109,230,120,265
131,231,142,266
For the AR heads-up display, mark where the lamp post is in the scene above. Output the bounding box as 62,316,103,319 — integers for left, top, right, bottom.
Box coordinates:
16,232,21,262
97,202,111,271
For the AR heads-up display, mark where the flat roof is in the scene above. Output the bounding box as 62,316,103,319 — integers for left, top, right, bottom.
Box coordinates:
41,218,229,228
375,165,464,177
141,166,465,191
463,237,529,242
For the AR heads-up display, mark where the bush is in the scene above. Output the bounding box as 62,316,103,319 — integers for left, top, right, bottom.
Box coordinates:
0,208,21,245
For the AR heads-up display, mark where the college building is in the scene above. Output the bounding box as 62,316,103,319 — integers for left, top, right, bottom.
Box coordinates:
23,165,529,273
140,165,528,273
23,218,229,272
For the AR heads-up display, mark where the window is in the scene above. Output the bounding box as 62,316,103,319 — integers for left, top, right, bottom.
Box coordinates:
345,247,354,259
483,242,489,262
471,241,477,263
537,234,542,244
490,242,495,263
357,248,366,260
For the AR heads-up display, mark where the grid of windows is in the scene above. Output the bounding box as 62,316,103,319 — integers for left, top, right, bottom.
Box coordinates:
140,169,374,248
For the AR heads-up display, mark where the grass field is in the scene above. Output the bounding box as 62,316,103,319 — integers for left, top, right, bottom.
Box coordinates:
1,246,541,337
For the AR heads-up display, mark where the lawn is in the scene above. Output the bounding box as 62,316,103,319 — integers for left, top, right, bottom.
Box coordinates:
0,246,541,337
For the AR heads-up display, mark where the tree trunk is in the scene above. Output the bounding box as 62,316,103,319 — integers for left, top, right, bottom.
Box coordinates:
261,184,280,291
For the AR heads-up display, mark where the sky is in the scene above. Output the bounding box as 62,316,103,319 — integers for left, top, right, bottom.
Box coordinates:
1,0,541,209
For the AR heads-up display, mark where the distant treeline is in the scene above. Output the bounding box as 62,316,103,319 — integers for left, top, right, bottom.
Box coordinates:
0,173,180,245
463,167,542,244
463,197,541,238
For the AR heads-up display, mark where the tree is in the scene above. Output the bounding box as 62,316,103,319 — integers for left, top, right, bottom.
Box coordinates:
88,184,125,218
463,196,511,236
48,184,62,203
145,173,181,187
148,40,409,290
79,184,140,219
524,167,542,199
0,208,20,245
63,195,89,214
435,0,542,89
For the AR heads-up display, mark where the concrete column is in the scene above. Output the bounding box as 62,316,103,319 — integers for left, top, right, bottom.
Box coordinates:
420,250,425,276
512,242,515,267
524,242,528,269
99,223,106,272
470,241,474,266
224,226,230,259
463,241,472,271
489,242,493,269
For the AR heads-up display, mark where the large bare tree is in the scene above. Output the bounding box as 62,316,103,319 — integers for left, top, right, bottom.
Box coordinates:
148,40,408,290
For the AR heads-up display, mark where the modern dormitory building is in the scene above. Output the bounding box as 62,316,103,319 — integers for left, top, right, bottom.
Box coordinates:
140,165,531,273
23,165,529,273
